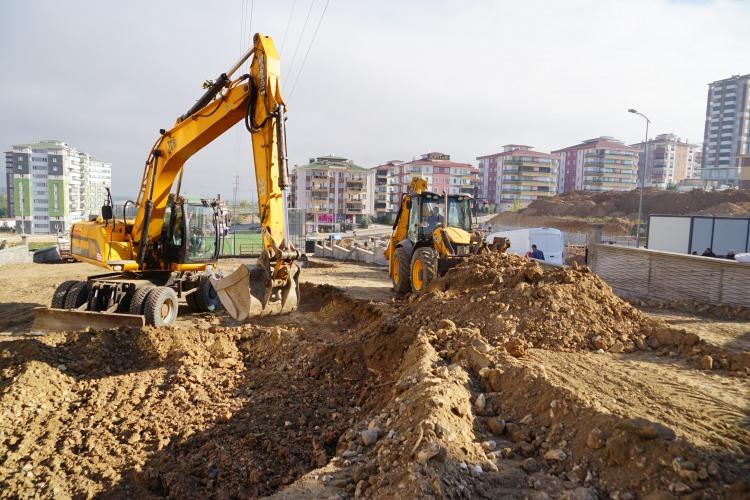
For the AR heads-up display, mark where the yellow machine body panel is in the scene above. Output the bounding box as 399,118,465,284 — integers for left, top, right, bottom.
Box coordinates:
70,219,138,269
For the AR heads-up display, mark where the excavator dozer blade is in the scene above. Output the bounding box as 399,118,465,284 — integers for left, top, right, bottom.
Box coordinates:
31,307,146,334
211,264,300,321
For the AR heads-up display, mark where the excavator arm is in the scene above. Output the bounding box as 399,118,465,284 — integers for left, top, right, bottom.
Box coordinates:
132,33,299,320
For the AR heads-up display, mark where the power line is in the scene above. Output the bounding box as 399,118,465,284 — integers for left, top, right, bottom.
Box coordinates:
247,0,254,48
280,0,297,58
286,0,315,82
288,0,331,101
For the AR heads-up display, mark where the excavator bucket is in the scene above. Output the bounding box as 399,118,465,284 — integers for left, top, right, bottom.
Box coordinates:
211,263,301,321
31,307,145,334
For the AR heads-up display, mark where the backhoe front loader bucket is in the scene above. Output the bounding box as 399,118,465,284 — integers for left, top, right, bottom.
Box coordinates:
211,263,300,321
32,308,146,334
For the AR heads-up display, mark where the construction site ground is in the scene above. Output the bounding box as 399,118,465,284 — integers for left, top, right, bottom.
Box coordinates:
0,257,748,499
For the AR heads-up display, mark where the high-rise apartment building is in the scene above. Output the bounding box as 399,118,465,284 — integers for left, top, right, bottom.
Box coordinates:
476,145,558,211
375,152,478,219
371,160,403,221
4,140,112,234
553,137,639,193
290,155,374,233
630,134,700,189
701,74,750,186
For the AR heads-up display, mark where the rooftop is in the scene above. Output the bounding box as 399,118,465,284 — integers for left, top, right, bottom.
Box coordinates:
296,155,369,171
552,137,640,154
476,145,558,160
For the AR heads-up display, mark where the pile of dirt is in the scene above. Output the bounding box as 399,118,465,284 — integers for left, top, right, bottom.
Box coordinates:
520,188,750,220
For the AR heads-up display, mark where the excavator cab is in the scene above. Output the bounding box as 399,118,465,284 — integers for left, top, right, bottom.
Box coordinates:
160,196,221,265
385,178,486,294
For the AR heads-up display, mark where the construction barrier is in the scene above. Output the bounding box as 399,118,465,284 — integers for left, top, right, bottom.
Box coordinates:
0,244,32,266
590,244,750,308
314,242,388,266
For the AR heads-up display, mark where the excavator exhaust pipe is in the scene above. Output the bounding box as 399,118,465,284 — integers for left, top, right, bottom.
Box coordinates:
211,263,300,321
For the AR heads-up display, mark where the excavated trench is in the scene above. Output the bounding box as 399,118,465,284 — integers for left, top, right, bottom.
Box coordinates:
1,255,748,499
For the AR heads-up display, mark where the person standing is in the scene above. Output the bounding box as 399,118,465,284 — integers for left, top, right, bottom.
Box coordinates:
530,244,545,261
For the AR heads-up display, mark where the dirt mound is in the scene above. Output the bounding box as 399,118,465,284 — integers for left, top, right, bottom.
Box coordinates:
407,252,659,353
695,201,750,216
521,188,750,220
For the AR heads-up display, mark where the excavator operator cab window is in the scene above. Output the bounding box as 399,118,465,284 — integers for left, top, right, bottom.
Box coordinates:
185,204,218,262
420,194,445,237
447,197,473,232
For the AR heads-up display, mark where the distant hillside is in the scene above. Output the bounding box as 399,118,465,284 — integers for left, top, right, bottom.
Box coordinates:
520,189,750,220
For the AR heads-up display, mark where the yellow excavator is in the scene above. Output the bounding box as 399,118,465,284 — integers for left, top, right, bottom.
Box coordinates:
33,33,300,331
384,177,486,294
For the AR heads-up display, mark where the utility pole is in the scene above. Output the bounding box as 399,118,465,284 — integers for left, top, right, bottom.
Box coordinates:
628,108,651,248
232,174,240,254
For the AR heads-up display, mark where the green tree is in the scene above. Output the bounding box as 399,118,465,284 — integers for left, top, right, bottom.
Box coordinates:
0,193,6,217
358,214,371,229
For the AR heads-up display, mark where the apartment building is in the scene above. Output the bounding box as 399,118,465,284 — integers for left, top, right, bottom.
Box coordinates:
476,145,558,211
375,152,478,219
630,134,700,189
290,155,374,233
701,74,750,186
371,160,403,221
553,137,639,193
5,140,112,234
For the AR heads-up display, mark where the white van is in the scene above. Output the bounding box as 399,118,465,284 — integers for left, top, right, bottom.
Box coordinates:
485,227,565,265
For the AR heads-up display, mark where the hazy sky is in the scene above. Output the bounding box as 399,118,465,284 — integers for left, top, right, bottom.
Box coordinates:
1,0,748,200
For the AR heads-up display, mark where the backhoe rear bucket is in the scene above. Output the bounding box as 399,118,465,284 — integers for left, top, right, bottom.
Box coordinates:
211,263,300,321
31,307,146,334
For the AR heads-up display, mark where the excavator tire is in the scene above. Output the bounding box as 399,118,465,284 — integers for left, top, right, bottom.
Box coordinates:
410,247,438,294
51,280,78,308
192,276,222,312
129,285,156,316
63,281,90,309
144,286,179,327
392,246,412,295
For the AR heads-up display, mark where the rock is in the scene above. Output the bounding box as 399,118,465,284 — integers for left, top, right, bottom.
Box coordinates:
671,482,691,494
438,318,456,331
561,487,599,500
416,443,446,464
454,346,493,371
609,341,624,353
470,464,483,477
543,448,566,461
506,423,526,442
586,428,605,450
592,336,607,350
360,429,380,446
707,462,720,477
504,338,530,358
481,440,496,451
470,337,492,354
521,457,539,473
520,413,533,425
483,459,499,472
474,393,486,413
616,418,675,440
678,469,699,482
643,491,673,500
729,352,750,371
697,354,714,370
605,434,630,466
57,364,67,372
487,417,506,436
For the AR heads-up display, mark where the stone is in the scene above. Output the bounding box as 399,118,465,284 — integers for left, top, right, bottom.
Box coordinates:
671,482,691,494
481,440,497,451
561,487,599,500
616,418,675,440
416,443,446,464
487,417,506,436
504,338,530,358
521,457,539,473
438,318,456,331
360,429,380,446
57,364,67,372
483,459,499,472
474,393,486,413
609,341,624,353
470,464,483,477
543,448,566,461
586,428,605,450
520,413,533,425
698,355,713,370
470,337,492,354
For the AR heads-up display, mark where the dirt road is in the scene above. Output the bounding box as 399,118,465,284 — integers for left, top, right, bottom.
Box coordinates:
0,257,747,498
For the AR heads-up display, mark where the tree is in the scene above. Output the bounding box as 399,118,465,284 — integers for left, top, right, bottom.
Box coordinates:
0,193,6,217
510,199,523,212
358,214,371,229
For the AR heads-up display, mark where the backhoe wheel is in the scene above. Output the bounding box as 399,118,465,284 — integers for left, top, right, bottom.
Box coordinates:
63,281,90,309
191,276,222,312
144,287,179,327
410,247,438,294
51,280,78,308
129,285,155,316
392,246,412,295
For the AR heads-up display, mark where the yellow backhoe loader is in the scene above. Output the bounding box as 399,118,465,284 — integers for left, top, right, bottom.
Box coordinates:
384,178,486,294
33,33,300,332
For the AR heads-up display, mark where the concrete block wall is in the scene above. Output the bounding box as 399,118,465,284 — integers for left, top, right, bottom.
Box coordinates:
0,244,32,266
314,242,388,267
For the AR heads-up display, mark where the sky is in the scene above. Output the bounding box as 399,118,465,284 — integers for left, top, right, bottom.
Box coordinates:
1,0,748,201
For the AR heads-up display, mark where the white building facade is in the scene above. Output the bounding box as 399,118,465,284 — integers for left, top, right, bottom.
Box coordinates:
4,140,112,234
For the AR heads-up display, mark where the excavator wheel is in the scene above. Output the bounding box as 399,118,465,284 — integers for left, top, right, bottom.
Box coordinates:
63,281,90,309
144,286,179,327
410,247,437,294
192,276,222,312
51,280,78,308
392,246,412,295
129,285,156,315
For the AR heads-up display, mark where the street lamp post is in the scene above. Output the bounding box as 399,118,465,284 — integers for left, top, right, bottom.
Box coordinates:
628,108,651,248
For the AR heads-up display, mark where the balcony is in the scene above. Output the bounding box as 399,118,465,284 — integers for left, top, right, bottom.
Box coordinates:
345,182,364,191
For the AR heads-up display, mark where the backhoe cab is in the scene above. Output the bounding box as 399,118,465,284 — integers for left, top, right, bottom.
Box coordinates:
385,177,486,294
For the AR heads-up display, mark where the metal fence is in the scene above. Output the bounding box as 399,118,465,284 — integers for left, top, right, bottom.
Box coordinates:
220,208,307,257
485,224,637,248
